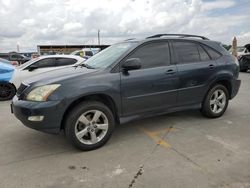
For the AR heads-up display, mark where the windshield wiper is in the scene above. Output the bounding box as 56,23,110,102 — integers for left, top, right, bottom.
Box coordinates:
74,63,95,69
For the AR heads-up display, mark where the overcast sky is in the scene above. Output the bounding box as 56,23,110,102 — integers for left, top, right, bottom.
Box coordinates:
0,0,250,52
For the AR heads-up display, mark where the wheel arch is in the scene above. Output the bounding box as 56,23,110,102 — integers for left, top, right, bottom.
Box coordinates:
203,78,232,103
60,93,119,130
0,81,17,100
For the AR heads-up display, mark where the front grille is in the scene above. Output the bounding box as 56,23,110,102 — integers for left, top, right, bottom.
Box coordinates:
16,83,29,97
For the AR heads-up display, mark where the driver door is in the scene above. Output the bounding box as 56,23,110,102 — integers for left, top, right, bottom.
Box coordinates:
120,41,178,116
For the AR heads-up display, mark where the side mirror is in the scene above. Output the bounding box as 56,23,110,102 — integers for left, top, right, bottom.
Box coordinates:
122,58,141,71
28,65,38,72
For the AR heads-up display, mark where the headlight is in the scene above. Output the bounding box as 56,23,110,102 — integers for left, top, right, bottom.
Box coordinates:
26,84,61,101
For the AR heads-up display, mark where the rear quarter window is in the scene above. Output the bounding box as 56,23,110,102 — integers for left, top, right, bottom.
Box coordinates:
197,45,211,61
202,45,222,60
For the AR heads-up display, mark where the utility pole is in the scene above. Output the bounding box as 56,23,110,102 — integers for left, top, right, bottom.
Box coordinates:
17,43,20,52
98,29,100,45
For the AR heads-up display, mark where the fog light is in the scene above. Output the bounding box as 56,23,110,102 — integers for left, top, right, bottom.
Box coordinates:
28,116,44,122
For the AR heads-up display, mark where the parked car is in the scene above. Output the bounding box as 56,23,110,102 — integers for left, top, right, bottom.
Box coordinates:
0,52,30,64
11,34,241,151
10,55,86,89
0,62,16,101
229,45,249,56
71,49,95,59
236,44,250,72
0,58,19,66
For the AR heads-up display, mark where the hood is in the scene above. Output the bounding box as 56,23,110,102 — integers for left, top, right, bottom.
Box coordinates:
23,66,99,86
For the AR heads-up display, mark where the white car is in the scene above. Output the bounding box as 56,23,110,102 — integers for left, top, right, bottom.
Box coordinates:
10,55,85,88
229,46,250,56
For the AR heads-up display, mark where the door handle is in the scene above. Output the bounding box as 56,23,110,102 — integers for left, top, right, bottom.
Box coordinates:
165,69,176,75
209,64,215,69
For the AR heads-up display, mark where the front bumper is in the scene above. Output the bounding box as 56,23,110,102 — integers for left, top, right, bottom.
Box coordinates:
11,96,65,134
230,79,241,99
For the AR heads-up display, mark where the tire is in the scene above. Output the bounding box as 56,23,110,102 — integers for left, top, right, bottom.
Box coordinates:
0,82,16,101
201,84,229,118
64,101,115,151
240,67,248,72
239,57,248,72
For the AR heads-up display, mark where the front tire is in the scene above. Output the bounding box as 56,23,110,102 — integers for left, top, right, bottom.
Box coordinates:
0,82,16,101
65,101,115,151
201,84,229,118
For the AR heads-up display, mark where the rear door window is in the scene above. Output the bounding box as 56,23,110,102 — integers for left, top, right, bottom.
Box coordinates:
173,41,200,64
55,58,77,66
31,58,56,68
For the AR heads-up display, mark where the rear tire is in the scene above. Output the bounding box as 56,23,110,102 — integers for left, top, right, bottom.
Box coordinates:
239,57,248,72
201,84,229,118
0,82,16,101
240,68,248,72
64,101,115,151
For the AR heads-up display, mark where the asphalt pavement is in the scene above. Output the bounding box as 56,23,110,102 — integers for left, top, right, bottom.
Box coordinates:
0,73,250,188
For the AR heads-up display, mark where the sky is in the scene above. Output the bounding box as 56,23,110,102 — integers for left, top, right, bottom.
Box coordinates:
0,0,250,52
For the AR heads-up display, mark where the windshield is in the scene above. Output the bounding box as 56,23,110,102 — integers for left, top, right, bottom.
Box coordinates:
83,42,136,69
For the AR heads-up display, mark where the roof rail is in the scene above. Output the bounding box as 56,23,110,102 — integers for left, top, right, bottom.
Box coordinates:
146,34,209,40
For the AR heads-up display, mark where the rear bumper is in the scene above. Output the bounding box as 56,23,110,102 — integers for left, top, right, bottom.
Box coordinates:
11,96,65,134
230,79,241,99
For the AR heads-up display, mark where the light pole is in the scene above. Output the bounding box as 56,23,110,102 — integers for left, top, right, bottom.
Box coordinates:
98,29,100,45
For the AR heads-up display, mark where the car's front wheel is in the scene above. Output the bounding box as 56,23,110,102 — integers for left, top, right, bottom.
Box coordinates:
65,101,115,151
0,82,16,101
201,84,229,118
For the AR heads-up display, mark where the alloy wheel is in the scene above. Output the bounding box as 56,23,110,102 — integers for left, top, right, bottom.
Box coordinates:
74,110,109,145
0,83,12,99
209,89,226,114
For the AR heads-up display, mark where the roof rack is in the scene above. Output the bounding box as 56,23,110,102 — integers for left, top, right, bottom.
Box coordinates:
146,34,209,40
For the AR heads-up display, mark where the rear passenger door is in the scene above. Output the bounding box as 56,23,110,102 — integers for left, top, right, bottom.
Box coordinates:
121,41,178,116
172,40,220,106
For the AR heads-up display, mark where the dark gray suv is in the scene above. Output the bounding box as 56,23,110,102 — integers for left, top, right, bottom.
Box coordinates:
11,34,241,150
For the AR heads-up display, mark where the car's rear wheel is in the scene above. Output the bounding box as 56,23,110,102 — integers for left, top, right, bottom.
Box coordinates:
0,82,16,101
239,57,248,72
201,84,229,118
65,101,115,151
